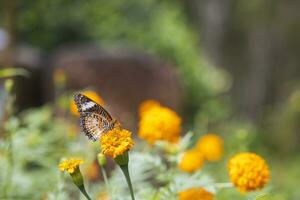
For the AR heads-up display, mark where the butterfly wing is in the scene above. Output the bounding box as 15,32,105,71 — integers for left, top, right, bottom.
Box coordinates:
80,112,110,141
74,93,113,120
74,93,114,141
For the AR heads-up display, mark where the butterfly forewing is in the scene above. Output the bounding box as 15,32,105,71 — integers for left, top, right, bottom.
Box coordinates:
74,93,113,120
74,93,116,141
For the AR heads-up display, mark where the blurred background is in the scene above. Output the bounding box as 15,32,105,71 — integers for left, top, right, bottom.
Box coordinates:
0,0,300,199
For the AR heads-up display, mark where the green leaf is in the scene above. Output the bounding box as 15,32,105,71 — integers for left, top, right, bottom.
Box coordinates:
0,68,30,78
253,193,271,200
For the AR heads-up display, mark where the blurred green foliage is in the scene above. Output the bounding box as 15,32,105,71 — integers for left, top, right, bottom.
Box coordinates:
0,106,96,199
0,68,29,78
262,88,300,155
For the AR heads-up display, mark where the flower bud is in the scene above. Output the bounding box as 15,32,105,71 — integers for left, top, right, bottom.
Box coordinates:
70,167,84,187
97,153,107,166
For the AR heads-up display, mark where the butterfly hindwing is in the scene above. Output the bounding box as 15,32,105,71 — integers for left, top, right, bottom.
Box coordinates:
73,93,115,141
80,112,109,141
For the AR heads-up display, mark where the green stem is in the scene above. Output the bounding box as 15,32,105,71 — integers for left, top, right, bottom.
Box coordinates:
71,168,91,200
3,91,15,198
4,129,13,198
120,164,135,200
78,185,92,200
214,182,233,188
100,166,113,199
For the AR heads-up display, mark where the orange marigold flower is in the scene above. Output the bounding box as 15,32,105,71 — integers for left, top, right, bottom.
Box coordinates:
178,187,214,200
228,152,270,193
138,99,161,116
100,128,134,158
58,158,84,174
138,105,181,144
178,149,204,173
196,134,223,161
70,90,104,116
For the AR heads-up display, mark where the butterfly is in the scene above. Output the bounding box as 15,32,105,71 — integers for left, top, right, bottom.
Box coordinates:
73,93,121,141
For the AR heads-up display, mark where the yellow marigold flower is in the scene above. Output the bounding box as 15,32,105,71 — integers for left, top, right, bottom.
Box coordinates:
100,128,134,158
70,90,104,116
58,158,84,174
138,99,161,116
178,149,204,173
228,152,270,193
59,158,91,199
138,105,181,144
178,187,214,200
196,134,223,161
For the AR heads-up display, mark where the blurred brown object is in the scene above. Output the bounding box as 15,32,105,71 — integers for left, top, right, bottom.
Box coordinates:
51,44,183,131
0,45,47,111
1,0,47,112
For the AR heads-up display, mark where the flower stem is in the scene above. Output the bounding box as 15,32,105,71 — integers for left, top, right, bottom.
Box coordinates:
70,168,91,200
119,164,135,200
3,87,15,199
214,182,233,188
78,185,92,200
100,166,110,189
100,166,113,199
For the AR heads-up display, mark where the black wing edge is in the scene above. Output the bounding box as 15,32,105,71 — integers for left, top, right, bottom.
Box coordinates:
73,93,98,113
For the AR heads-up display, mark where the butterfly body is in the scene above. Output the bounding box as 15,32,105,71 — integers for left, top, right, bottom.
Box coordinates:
74,93,120,141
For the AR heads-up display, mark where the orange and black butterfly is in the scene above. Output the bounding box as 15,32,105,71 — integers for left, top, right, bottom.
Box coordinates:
74,93,120,141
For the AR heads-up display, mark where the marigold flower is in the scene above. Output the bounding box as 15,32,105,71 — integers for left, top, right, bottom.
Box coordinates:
178,187,214,200
100,129,135,199
196,134,223,161
178,149,204,173
59,158,84,174
138,99,161,116
100,128,134,159
228,152,270,193
59,158,91,199
70,90,104,116
138,105,181,144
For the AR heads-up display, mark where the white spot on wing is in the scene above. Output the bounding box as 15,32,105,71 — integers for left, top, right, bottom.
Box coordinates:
82,102,96,111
